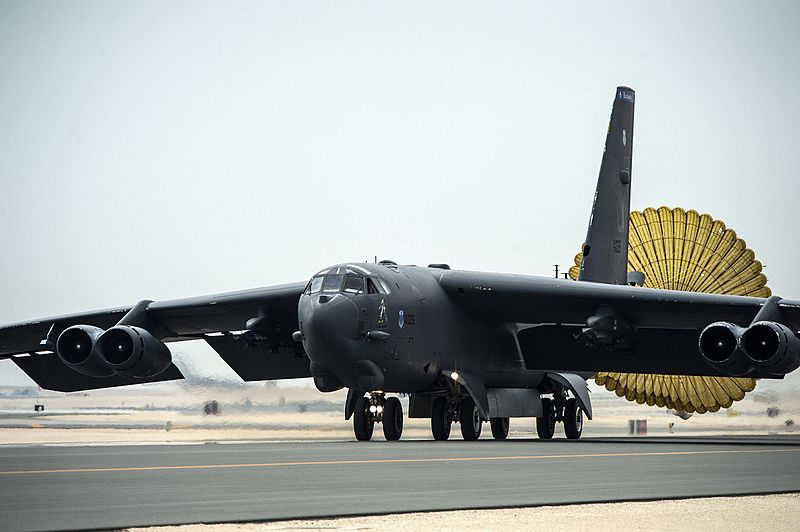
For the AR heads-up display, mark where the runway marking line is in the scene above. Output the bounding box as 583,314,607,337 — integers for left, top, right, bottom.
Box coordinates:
2,448,799,477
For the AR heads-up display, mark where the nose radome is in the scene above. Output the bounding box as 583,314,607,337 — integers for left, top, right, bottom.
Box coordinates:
301,294,360,354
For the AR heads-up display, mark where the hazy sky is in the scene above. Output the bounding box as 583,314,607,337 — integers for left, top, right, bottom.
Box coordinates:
2,1,800,386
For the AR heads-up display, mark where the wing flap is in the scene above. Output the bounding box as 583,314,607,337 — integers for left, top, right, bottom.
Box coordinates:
204,336,311,381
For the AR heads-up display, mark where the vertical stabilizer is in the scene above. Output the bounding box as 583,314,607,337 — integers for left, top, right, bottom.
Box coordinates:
578,86,635,285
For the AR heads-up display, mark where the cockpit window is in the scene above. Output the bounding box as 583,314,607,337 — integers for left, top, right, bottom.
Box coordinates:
304,274,390,296
306,276,323,294
366,277,390,294
343,276,365,294
321,274,343,292
366,279,380,294
305,275,342,294
376,277,391,294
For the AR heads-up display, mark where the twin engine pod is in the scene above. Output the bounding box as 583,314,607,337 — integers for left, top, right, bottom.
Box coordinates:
698,321,800,375
55,325,172,379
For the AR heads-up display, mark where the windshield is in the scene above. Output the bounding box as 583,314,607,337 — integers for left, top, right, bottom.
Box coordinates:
321,274,343,292
305,274,389,295
307,276,323,294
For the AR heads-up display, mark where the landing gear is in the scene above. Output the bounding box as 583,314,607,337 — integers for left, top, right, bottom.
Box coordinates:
536,397,556,439
460,396,482,441
536,392,585,440
353,396,374,441
490,417,509,440
383,396,403,441
430,393,487,441
564,397,583,440
352,393,404,441
431,397,452,440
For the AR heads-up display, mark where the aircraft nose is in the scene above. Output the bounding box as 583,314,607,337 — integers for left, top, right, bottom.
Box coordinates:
300,294,360,362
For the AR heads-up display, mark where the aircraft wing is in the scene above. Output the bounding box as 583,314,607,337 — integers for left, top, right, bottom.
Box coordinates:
438,270,800,377
0,281,310,391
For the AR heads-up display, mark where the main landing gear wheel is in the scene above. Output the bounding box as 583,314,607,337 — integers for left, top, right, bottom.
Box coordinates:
431,397,451,441
383,396,404,441
460,396,482,441
564,397,584,440
536,397,556,440
490,417,509,440
353,396,374,441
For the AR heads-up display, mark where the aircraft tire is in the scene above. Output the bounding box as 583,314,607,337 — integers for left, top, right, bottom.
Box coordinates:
382,396,403,441
536,398,556,440
431,397,451,441
353,396,374,441
460,396,482,441
490,417,509,440
564,397,583,440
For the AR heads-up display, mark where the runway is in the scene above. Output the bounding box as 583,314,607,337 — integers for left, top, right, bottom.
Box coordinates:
2,437,800,531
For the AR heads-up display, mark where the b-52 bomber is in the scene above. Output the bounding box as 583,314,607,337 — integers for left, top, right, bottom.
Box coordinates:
2,87,799,441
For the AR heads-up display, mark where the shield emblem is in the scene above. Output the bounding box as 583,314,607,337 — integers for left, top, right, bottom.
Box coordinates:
398,309,405,329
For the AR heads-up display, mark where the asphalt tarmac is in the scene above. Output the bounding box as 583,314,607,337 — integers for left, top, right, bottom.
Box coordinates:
1,436,800,532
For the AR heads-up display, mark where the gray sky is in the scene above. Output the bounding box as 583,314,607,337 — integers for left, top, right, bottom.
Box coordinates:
2,1,800,386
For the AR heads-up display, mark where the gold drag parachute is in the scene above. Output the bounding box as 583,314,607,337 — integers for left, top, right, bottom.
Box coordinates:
569,207,765,413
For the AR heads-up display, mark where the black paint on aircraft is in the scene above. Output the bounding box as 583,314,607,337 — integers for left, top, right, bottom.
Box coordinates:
3,87,800,441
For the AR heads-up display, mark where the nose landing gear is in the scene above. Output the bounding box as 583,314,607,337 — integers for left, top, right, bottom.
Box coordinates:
353,392,404,441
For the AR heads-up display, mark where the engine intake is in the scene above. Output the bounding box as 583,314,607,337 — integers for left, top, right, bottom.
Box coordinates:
698,322,750,375
741,321,800,374
55,325,114,377
95,325,172,378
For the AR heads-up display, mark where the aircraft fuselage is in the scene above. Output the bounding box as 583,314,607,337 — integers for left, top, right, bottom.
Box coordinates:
298,262,546,394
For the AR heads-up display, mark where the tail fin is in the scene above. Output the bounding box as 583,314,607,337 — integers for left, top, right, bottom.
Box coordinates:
577,86,635,285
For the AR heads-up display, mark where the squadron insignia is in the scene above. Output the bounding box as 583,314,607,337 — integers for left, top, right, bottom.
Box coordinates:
377,299,387,327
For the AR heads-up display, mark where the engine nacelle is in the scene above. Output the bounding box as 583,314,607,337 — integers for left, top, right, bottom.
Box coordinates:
95,325,172,378
698,321,750,375
741,321,800,374
55,325,115,377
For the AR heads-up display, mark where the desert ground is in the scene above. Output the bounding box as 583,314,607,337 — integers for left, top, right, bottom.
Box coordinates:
128,493,800,532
